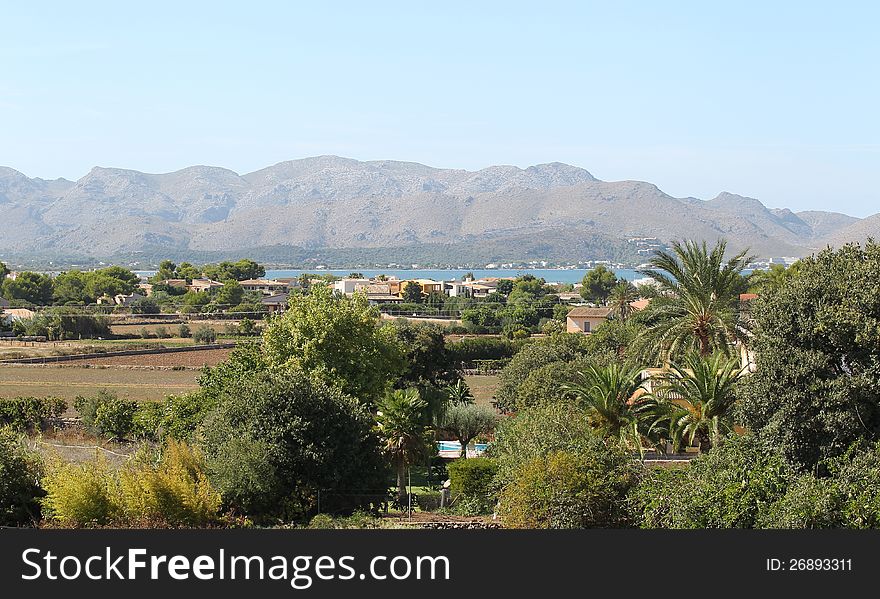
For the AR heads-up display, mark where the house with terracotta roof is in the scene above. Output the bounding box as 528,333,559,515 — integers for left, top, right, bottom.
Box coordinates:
240,279,289,295
566,306,613,334
188,278,225,294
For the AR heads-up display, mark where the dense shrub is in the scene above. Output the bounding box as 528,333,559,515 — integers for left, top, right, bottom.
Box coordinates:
307,511,384,529
0,427,44,525
74,392,138,440
41,441,221,527
447,457,498,515
178,323,191,338
498,449,637,528
192,325,217,344
41,457,116,526
131,297,161,315
447,337,521,364
490,402,639,528
633,435,793,528
756,476,844,529
826,442,880,528
0,396,67,431
159,392,217,441
115,442,222,526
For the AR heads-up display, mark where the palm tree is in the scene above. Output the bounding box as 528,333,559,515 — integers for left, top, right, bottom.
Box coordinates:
651,352,743,451
563,363,659,455
375,388,434,506
639,239,751,359
607,281,639,322
444,379,474,406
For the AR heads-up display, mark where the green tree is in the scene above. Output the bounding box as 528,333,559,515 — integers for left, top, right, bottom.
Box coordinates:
402,281,424,303
747,262,799,294
652,352,743,451
131,296,160,314
639,239,751,359
0,426,44,526
200,370,387,520
495,279,514,295
2,272,53,305
375,388,434,505
737,241,880,471
262,285,404,404
441,404,498,458
211,280,245,309
0,261,9,281
580,266,618,303
392,321,459,388
498,448,638,529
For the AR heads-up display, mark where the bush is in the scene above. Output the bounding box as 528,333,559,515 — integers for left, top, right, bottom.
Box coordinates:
193,325,217,344
307,510,383,529
239,317,256,336
41,457,116,526
757,476,844,529
178,323,191,338
447,457,497,515
447,337,520,364
131,297,161,315
0,427,44,525
490,402,639,528
139,327,152,339
155,326,170,339
632,435,793,528
74,392,138,440
827,441,880,528
498,449,637,528
0,396,67,431
159,392,218,441
116,441,222,526
41,441,221,527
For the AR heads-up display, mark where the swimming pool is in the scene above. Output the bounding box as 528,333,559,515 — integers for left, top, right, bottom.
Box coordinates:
437,441,488,452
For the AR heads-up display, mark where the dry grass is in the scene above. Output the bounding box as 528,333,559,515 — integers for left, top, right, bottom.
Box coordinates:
463,374,499,407
74,348,232,368
0,364,200,401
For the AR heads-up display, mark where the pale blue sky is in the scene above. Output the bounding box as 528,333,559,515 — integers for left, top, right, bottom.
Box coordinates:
1,1,877,216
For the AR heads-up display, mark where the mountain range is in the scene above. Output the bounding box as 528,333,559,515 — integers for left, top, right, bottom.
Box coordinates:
0,156,876,265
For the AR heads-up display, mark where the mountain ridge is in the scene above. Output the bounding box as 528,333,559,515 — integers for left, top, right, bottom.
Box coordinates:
0,156,875,263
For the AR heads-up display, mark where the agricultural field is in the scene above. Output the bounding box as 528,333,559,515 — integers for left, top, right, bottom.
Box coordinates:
463,374,499,406
0,364,201,402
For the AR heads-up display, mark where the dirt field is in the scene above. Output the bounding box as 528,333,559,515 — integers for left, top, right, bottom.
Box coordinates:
464,374,499,406
73,347,233,368
0,364,201,401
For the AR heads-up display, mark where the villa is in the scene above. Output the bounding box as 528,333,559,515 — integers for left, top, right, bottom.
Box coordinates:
566,306,613,333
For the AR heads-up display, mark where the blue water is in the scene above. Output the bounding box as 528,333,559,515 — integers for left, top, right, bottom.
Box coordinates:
438,441,489,452
264,268,644,285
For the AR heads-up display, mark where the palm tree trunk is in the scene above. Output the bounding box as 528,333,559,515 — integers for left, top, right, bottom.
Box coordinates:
396,463,407,506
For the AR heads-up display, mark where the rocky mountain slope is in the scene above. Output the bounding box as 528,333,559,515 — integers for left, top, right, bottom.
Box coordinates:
0,156,874,262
